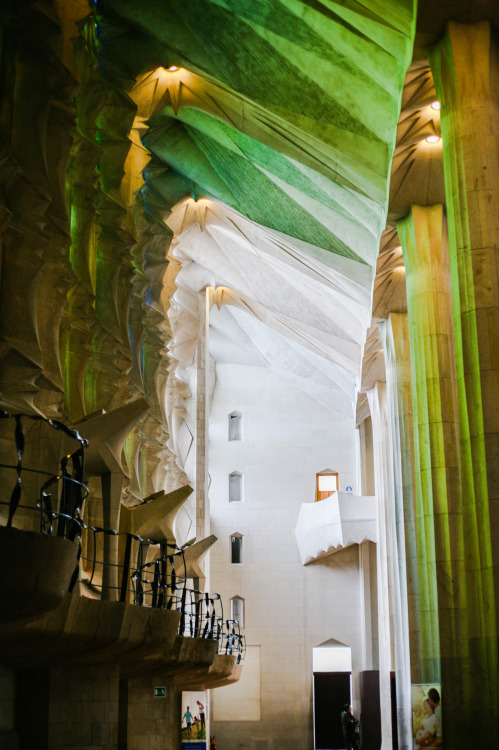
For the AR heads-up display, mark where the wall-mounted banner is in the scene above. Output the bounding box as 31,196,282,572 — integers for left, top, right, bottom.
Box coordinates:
411,684,442,748
181,690,207,750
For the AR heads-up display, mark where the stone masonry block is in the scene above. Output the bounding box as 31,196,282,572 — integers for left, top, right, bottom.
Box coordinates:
91,721,109,745
81,701,105,724
66,722,92,746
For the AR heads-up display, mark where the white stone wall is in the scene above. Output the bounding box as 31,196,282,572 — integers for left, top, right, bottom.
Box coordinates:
209,364,365,750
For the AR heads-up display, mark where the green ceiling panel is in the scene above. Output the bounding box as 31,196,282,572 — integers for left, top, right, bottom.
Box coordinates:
143,115,364,262
95,0,416,213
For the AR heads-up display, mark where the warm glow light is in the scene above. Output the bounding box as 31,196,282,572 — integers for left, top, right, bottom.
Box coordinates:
318,475,337,492
426,135,440,143
166,65,179,72
431,101,441,110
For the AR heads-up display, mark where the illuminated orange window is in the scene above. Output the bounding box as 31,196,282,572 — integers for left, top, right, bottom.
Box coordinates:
316,470,338,501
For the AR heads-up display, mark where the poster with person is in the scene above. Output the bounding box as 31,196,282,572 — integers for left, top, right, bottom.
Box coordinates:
411,684,442,748
181,691,207,750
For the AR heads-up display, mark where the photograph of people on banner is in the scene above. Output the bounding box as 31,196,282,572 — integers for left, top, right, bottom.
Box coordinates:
411,684,442,748
181,690,207,750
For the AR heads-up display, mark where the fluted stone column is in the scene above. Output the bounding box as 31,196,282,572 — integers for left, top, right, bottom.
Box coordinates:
385,313,421,684
366,382,394,750
195,289,211,554
397,204,468,744
101,471,123,601
359,540,376,671
429,21,499,740
378,314,416,750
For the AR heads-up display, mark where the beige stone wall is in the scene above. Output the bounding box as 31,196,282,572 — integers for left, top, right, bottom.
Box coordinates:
209,364,366,750
126,676,180,750
48,665,119,749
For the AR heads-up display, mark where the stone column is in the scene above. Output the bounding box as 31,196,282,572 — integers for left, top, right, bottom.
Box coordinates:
358,406,377,672
397,204,468,744
378,314,415,750
359,542,373,671
366,382,394,750
428,22,499,737
384,313,421,684
101,471,123,601
195,289,211,554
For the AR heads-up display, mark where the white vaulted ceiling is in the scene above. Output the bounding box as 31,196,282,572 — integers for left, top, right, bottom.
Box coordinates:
167,198,373,418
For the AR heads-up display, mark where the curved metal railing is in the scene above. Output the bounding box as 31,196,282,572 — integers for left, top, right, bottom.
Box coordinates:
0,409,88,536
217,619,246,662
0,411,244,659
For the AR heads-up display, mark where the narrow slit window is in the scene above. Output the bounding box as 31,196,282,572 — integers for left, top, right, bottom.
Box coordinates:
229,471,243,502
229,412,242,441
316,470,338,501
231,596,244,627
231,533,243,564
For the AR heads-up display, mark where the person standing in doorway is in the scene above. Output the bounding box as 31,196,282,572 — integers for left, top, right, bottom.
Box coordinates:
341,703,360,750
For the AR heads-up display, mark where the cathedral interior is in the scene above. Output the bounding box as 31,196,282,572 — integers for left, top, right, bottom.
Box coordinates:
0,1,497,749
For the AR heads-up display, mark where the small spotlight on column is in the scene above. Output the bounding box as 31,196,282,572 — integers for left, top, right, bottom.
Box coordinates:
430,101,441,110
426,135,440,143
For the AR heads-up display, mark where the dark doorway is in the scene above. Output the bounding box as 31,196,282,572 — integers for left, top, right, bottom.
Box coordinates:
391,672,398,750
15,668,49,750
313,671,351,749
360,670,381,750
359,670,398,750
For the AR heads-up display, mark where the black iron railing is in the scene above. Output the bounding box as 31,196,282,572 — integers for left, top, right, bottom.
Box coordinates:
79,526,187,609
0,412,245,660
181,590,223,640
0,410,88,536
218,619,246,662
76,526,231,645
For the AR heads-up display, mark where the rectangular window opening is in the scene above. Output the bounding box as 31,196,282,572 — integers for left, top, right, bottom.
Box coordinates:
229,473,242,502
316,472,338,501
231,598,244,626
229,413,242,441
231,535,242,564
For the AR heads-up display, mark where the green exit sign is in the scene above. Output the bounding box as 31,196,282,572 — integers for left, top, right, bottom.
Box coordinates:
154,687,166,698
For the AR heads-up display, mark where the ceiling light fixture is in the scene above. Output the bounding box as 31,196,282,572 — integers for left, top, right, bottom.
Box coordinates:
426,135,440,143
166,65,180,72
430,101,441,110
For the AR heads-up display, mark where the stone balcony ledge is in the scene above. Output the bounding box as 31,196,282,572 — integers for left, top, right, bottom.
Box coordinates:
294,491,377,565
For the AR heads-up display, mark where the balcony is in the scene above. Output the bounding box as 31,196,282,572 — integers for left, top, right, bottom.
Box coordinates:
0,410,244,682
294,491,377,565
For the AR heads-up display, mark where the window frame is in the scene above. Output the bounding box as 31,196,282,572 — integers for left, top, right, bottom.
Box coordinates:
230,532,243,564
229,471,243,502
230,595,245,627
228,411,243,441
316,471,339,501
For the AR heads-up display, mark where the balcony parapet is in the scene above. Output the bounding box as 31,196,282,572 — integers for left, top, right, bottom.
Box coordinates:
0,411,245,686
177,653,237,691
295,491,377,565
0,594,181,671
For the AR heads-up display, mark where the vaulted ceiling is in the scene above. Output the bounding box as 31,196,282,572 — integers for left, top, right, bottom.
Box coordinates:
84,0,417,427
2,0,461,499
